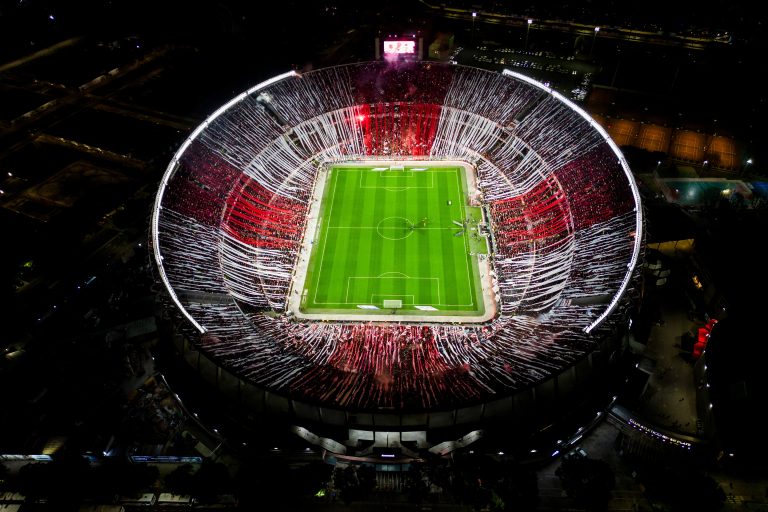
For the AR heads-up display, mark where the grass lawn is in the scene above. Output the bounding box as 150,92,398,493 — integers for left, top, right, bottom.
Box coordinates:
300,164,486,317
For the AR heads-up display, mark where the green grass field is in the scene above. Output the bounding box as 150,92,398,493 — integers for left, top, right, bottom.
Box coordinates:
300,164,486,317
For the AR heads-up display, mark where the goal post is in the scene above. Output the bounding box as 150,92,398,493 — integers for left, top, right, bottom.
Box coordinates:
383,299,403,309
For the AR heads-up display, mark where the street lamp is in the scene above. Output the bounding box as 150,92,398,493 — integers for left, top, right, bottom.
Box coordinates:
590,26,600,57
742,157,753,176
472,12,477,45
525,19,533,50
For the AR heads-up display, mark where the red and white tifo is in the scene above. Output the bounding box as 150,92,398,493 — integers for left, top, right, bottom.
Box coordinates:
150,61,643,428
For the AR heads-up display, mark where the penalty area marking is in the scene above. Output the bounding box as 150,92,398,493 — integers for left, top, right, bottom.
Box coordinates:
345,275,440,305
357,168,435,191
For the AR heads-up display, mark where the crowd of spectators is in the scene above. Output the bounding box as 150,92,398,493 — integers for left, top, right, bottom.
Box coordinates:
490,175,572,314
174,300,610,410
443,66,541,127
358,102,442,156
553,144,635,230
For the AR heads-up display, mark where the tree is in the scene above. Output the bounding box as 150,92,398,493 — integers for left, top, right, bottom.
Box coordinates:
328,465,376,505
16,452,94,512
404,462,429,504
680,472,726,511
164,463,196,496
556,456,615,511
357,464,376,495
294,460,333,497
636,463,725,512
192,459,232,503
494,460,539,511
336,465,361,505
449,453,496,511
92,459,159,500
0,463,9,491
16,463,53,501
233,458,292,509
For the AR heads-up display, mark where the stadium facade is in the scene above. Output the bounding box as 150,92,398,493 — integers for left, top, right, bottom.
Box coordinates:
150,61,644,446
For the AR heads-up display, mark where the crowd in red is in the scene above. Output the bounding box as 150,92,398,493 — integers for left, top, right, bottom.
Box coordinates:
223,175,307,250
357,102,441,157
553,144,635,230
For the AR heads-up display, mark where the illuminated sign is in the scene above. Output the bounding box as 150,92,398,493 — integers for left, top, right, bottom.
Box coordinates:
130,455,202,464
0,454,52,461
383,40,415,54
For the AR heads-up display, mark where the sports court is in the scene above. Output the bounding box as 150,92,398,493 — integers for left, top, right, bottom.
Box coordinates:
296,163,488,319
661,178,749,206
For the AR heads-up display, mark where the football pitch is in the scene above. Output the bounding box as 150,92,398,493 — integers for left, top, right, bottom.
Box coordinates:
299,164,487,318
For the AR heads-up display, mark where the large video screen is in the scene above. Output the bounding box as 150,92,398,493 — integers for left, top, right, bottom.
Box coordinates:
383,40,416,54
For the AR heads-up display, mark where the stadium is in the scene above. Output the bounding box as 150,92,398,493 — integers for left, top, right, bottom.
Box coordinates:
150,61,644,446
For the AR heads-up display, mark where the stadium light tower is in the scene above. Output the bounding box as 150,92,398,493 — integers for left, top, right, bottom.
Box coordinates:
590,26,600,58
525,19,533,50
741,157,753,176
256,91,288,127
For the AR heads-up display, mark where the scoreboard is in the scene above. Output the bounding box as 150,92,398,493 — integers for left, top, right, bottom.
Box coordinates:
384,40,416,55
375,35,422,61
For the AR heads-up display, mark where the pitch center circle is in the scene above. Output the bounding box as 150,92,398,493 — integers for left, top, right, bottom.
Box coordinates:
377,217,414,240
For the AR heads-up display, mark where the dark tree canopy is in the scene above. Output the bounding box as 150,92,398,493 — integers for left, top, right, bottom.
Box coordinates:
556,456,615,511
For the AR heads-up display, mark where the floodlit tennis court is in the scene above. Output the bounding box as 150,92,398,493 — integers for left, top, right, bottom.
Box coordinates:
298,163,487,318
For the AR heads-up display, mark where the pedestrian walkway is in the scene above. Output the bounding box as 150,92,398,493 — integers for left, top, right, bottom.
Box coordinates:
632,279,700,436
536,421,652,511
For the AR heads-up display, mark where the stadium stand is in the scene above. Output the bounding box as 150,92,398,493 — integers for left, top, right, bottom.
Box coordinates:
152,61,643,422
